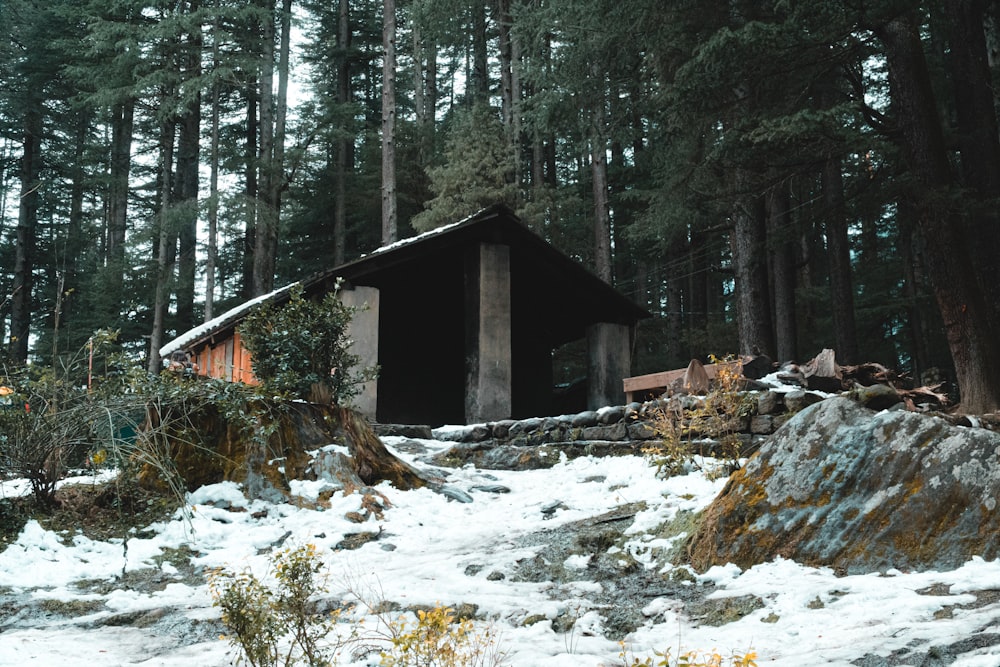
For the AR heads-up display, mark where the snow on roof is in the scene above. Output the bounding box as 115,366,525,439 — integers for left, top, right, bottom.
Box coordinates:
159,281,299,358
357,209,482,259
159,208,495,359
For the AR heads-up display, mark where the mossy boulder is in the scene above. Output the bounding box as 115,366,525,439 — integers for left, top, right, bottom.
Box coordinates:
688,397,1000,574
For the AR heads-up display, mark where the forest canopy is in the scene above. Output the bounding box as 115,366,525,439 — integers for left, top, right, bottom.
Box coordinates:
1,0,999,412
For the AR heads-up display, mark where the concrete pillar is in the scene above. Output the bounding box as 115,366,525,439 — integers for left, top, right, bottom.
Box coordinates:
341,286,380,420
587,322,632,409
465,243,512,423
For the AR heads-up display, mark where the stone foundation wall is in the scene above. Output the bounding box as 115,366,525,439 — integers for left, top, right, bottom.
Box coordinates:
375,388,830,469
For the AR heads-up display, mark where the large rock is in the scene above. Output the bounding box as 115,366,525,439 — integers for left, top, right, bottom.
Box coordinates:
688,396,1000,574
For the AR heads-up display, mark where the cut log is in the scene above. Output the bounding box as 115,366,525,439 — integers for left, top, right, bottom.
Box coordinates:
678,358,710,394
801,348,844,392
843,362,897,387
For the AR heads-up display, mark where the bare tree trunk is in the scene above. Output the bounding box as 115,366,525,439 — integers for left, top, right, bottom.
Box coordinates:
107,99,134,289
664,242,684,364
149,120,176,374
174,100,200,332
334,0,351,266
206,2,221,321
822,156,859,364
425,38,437,155
57,111,92,358
10,110,42,363
898,200,932,381
252,0,276,296
767,183,797,362
946,0,1000,325
498,0,520,185
688,226,708,359
413,22,425,141
381,0,397,245
732,173,774,358
242,81,258,299
877,11,1000,413
267,0,291,263
411,18,436,172
470,1,489,104
173,0,201,331
590,89,612,284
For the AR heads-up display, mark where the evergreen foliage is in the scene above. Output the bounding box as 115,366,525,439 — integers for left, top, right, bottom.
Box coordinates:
411,105,517,232
1,0,999,410
238,281,374,405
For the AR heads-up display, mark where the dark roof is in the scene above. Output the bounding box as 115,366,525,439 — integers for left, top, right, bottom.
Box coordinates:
303,205,649,344
168,205,649,352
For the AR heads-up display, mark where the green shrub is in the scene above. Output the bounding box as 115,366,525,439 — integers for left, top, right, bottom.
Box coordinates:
238,281,377,405
211,544,341,667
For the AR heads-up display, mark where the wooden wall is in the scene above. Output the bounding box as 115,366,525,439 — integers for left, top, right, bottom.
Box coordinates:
192,331,258,385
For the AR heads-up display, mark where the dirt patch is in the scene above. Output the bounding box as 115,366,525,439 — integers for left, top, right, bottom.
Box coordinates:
36,480,182,543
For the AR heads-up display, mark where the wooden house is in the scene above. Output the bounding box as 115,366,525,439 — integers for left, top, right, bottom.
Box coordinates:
160,206,650,425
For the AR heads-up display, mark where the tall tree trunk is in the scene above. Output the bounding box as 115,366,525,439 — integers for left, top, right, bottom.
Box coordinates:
425,38,438,156
767,183,797,362
107,99,134,294
688,225,708,359
876,11,1000,413
268,0,291,271
732,174,775,358
60,112,90,356
470,1,489,104
334,0,352,266
174,97,200,331
662,241,683,365
10,110,42,363
381,0,397,245
498,0,521,195
253,0,284,296
243,80,258,299
590,66,612,284
172,0,202,332
206,1,221,321
946,0,1000,325
412,21,425,147
898,200,932,381
822,157,859,364
149,119,176,373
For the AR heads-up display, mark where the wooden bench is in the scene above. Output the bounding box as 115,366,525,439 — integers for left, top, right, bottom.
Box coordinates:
623,361,736,403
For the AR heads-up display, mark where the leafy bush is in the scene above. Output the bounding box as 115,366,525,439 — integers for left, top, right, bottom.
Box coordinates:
379,604,507,667
238,281,377,405
211,544,342,667
212,546,508,667
0,330,146,505
644,355,753,478
0,329,275,508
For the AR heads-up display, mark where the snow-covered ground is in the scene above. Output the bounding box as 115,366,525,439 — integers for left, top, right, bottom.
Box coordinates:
1,434,999,666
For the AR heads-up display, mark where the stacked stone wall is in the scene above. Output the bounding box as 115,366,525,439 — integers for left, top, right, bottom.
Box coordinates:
375,388,832,469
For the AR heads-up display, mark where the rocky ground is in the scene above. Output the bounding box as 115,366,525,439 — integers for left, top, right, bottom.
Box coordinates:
2,398,1000,666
